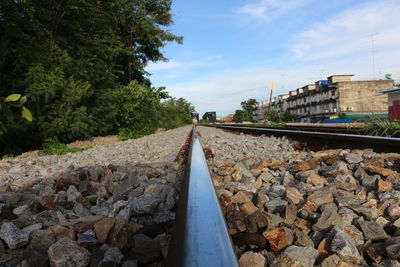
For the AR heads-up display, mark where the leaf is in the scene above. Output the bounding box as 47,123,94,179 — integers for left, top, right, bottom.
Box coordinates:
20,96,27,104
21,106,33,122
5,94,21,102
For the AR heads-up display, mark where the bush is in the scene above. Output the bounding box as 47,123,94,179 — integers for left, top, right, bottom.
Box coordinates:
118,127,155,141
363,119,400,137
264,110,279,122
280,111,297,123
40,137,84,155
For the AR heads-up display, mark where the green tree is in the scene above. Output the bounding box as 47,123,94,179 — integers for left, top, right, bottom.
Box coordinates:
0,0,183,155
281,110,297,123
157,97,195,129
232,110,247,123
240,98,257,117
264,109,279,122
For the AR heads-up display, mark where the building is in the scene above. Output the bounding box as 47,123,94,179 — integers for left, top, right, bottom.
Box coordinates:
252,101,267,122
202,112,217,122
250,75,394,122
380,88,400,121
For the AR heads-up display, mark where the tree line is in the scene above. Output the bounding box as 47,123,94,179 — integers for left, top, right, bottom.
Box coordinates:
0,0,194,156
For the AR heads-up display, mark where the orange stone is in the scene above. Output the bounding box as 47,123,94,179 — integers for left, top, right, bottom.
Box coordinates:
317,238,331,262
231,191,251,203
364,165,395,177
376,179,392,193
94,217,117,244
49,225,76,240
263,227,293,253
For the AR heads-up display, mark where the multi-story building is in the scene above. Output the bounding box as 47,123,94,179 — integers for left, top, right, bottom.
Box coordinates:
251,75,394,122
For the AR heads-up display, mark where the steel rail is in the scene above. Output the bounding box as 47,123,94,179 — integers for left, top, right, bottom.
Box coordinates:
202,125,400,152
166,126,238,267
218,123,362,134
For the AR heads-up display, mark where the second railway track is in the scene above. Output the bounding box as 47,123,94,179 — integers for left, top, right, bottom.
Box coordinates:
202,124,400,153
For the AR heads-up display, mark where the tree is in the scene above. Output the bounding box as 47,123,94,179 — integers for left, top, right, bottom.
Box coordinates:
240,99,257,114
0,0,183,155
264,110,279,122
281,110,297,122
232,110,247,123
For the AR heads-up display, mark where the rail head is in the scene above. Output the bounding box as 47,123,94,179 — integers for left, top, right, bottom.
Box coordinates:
167,127,238,267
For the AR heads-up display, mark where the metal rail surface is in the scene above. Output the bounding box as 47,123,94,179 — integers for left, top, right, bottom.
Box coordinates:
166,127,238,267
218,123,362,134
202,125,400,153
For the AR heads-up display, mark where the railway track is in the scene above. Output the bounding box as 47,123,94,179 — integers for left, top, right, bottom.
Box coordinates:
202,124,400,153
167,126,239,266
219,123,363,134
1,125,399,266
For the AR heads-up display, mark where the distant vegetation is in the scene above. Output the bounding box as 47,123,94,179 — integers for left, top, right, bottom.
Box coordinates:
0,0,194,157
233,99,257,122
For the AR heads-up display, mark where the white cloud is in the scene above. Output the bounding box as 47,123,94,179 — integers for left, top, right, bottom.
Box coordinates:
237,0,309,20
146,55,222,74
291,0,400,61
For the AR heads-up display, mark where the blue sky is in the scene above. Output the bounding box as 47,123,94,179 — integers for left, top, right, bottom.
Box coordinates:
146,0,400,116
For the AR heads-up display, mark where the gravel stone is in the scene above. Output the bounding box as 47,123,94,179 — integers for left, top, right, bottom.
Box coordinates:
0,221,29,249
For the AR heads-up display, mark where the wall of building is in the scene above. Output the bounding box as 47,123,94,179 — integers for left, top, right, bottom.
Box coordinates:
337,80,393,113
250,76,394,122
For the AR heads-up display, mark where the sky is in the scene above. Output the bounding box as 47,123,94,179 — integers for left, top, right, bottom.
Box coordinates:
146,0,400,117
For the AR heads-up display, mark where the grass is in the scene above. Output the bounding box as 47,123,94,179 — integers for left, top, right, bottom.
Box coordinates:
39,137,84,155
362,119,400,137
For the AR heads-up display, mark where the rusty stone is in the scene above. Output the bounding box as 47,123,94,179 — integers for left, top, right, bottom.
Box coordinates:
38,196,58,211
363,165,395,176
218,166,235,176
94,217,117,244
376,179,392,193
263,227,293,253
48,225,76,241
317,238,331,262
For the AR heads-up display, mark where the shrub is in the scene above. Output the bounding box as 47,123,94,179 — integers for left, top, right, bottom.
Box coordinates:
363,119,400,137
118,127,155,141
40,137,84,155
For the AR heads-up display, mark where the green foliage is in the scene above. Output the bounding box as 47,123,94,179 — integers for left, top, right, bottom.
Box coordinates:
280,110,297,123
0,94,32,136
233,110,248,123
39,137,84,155
0,0,185,156
362,119,400,137
2,154,14,160
264,110,279,122
240,98,257,121
118,127,155,141
157,97,195,129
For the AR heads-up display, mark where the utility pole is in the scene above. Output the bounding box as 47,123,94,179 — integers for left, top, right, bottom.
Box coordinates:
368,33,379,80
267,82,275,112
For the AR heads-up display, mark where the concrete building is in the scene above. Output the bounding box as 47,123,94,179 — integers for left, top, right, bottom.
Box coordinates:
285,75,393,122
251,75,394,122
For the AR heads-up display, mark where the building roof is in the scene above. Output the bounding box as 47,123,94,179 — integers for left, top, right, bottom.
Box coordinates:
380,88,400,94
328,74,355,78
